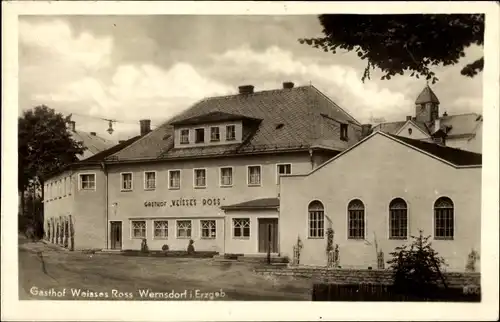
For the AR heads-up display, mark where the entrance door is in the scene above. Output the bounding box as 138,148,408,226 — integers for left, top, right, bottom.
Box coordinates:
258,218,278,253
110,221,122,250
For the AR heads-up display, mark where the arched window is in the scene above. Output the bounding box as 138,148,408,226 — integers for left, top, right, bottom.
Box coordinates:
434,197,454,239
348,199,365,239
308,201,324,238
389,198,408,239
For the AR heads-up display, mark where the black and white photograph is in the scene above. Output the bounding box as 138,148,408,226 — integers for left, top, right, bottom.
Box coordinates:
2,1,499,321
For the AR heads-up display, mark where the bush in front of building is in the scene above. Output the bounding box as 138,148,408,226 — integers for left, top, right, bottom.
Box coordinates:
140,239,149,253
187,239,195,254
161,244,169,252
387,230,447,297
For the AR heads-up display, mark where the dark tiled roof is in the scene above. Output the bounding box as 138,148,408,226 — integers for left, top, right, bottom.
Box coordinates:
415,85,440,104
387,134,482,166
372,121,407,135
439,113,482,138
112,85,362,161
70,130,116,160
170,111,262,126
43,135,142,180
221,198,280,211
373,113,482,139
83,135,142,163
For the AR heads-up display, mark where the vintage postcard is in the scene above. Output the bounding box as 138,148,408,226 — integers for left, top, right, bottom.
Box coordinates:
2,1,499,321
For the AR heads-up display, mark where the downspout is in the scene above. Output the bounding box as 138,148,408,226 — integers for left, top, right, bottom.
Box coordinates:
309,148,314,170
222,210,226,255
101,162,109,250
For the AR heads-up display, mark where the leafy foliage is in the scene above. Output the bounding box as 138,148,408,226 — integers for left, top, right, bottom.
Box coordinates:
387,230,447,295
140,238,149,253
18,105,85,192
187,239,195,254
299,14,484,83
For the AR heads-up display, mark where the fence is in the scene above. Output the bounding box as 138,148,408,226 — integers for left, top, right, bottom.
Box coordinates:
312,283,481,302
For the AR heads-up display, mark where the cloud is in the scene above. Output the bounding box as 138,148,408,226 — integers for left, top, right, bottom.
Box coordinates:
19,19,112,72
210,46,413,122
19,17,483,140
19,18,232,140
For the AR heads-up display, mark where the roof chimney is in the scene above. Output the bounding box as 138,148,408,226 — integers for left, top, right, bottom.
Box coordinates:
118,140,125,144
406,116,412,121
238,85,254,95
361,124,373,139
67,121,76,132
90,132,97,136
140,119,151,136
283,82,294,89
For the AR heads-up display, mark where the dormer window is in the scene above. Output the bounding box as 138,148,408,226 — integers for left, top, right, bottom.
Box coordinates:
195,128,205,143
340,123,348,141
180,129,190,144
210,127,220,142
226,125,236,141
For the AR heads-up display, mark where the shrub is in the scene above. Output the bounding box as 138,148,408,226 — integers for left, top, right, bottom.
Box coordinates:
187,239,195,254
224,253,241,260
387,230,447,296
140,238,149,253
162,244,169,252
465,249,480,272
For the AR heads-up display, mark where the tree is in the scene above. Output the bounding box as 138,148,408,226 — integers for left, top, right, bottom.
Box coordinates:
18,105,85,236
387,230,447,297
299,14,484,83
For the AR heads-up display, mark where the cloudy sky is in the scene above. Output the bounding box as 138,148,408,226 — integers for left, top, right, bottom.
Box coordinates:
19,15,483,141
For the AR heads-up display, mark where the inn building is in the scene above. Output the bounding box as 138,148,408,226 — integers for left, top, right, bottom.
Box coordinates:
43,82,367,253
42,83,482,271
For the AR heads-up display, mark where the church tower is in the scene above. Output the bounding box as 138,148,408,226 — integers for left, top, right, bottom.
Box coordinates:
414,85,440,123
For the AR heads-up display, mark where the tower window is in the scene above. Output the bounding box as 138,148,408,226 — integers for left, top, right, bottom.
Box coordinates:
340,123,348,141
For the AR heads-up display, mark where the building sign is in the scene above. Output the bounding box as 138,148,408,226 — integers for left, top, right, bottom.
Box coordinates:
144,198,224,208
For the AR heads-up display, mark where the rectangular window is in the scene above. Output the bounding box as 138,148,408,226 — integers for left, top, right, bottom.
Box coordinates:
435,209,454,239
180,129,190,144
220,167,233,187
276,164,292,184
226,125,236,141
144,171,156,190
121,173,133,191
79,174,96,190
195,128,205,143
233,218,250,238
309,210,325,238
210,127,220,142
177,220,192,239
131,220,146,239
340,123,348,141
247,165,261,186
154,220,168,239
201,220,216,239
194,169,206,188
168,170,181,189
348,210,365,239
390,209,408,239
